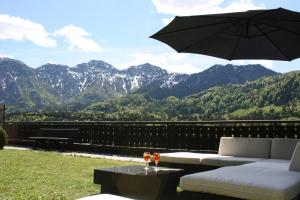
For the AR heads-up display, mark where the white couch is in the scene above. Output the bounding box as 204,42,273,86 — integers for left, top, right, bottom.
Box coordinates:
178,137,300,200
160,137,273,167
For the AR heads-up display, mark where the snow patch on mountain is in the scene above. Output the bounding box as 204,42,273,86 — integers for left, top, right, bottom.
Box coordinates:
0,58,190,108
130,76,141,90
161,73,182,88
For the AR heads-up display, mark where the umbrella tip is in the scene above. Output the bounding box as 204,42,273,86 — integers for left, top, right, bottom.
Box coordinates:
149,34,155,39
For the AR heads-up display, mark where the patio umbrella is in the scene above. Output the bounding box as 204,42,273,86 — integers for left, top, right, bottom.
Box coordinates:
150,8,300,61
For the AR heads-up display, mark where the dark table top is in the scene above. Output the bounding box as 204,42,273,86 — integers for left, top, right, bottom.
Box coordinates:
95,165,183,176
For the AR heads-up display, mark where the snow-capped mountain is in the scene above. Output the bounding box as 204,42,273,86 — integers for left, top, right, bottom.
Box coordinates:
135,64,278,99
0,58,61,110
0,58,278,112
0,58,187,111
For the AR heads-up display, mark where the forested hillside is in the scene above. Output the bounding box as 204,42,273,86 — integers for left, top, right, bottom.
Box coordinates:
8,71,300,121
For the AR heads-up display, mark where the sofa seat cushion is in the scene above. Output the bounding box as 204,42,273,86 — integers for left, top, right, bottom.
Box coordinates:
180,160,300,200
218,137,272,158
77,194,134,200
201,155,265,167
290,142,300,172
271,138,300,160
159,152,217,165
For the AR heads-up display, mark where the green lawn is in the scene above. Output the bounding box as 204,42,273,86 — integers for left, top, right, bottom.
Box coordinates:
0,149,137,200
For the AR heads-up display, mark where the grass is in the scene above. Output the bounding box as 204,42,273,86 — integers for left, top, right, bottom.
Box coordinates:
0,149,138,200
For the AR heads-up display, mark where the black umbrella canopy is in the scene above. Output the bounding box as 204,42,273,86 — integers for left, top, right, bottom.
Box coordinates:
150,8,300,61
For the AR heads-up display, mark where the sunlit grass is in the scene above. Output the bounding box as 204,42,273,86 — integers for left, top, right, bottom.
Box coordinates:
0,149,137,200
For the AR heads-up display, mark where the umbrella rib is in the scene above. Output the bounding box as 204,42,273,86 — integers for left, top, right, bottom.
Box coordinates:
151,20,237,37
178,24,236,53
254,23,291,60
222,28,280,38
229,35,241,60
262,19,300,23
259,21,300,37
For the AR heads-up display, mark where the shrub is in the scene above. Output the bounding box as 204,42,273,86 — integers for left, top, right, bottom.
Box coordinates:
0,127,8,149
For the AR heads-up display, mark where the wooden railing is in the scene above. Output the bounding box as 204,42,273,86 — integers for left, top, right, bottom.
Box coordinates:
5,120,300,154
0,104,5,128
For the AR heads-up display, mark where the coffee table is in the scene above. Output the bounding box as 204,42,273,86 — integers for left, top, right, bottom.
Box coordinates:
94,165,184,200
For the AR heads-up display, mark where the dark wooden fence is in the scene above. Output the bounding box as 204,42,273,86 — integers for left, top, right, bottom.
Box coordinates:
0,104,5,129
5,120,300,155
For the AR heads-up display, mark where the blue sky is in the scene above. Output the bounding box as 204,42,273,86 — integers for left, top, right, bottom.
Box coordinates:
0,0,300,74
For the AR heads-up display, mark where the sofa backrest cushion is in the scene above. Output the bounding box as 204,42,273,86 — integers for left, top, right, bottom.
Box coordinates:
218,137,271,158
289,142,300,172
271,138,300,160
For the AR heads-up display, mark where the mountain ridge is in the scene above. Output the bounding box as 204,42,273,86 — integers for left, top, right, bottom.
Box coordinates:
0,58,187,111
0,57,278,112
84,71,300,121
136,64,278,98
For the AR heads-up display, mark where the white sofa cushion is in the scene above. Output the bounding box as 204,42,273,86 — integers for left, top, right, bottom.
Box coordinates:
201,155,265,167
77,194,134,200
180,160,300,200
218,137,271,158
271,138,300,160
290,142,300,172
159,152,217,165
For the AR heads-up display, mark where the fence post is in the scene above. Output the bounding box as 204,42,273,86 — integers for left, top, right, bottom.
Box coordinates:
0,104,5,129
165,122,171,150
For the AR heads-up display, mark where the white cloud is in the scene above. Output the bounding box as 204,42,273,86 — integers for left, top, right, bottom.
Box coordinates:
0,14,56,47
0,53,14,59
162,17,174,26
47,60,56,64
231,60,274,68
54,25,102,52
120,52,200,74
216,0,265,14
152,0,265,16
249,60,273,68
